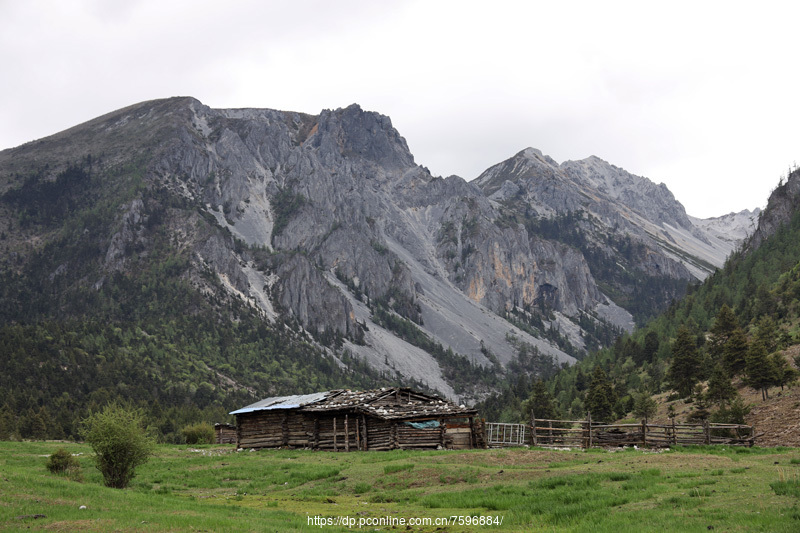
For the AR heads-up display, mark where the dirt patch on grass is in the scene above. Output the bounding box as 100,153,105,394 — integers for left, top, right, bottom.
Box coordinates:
440,449,578,466
44,519,114,531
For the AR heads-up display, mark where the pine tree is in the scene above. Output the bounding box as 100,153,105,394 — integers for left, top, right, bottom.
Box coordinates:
574,368,587,392
585,366,616,423
710,396,750,425
706,364,737,405
708,304,738,358
754,316,780,354
632,391,658,422
687,383,711,422
667,326,702,398
745,340,777,400
770,352,798,391
523,379,557,421
0,404,14,440
642,331,659,364
723,328,749,376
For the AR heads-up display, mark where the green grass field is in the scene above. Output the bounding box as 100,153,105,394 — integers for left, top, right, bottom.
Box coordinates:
1,441,799,531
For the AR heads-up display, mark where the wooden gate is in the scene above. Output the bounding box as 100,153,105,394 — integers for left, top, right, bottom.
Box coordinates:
486,422,527,447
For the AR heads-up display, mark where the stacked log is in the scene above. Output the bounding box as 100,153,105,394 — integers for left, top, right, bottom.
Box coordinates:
364,419,394,451
232,387,480,451
286,413,313,447
396,424,440,449
214,424,237,445
314,415,358,451
473,419,488,449
237,411,289,449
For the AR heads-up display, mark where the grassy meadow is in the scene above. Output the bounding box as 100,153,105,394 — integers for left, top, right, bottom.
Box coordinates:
1,441,799,531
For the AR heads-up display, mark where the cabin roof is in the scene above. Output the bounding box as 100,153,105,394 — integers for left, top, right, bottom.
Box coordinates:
230,387,476,420
229,391,332,415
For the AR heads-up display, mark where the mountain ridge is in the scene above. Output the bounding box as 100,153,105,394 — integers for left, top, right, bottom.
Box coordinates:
0,97,758,415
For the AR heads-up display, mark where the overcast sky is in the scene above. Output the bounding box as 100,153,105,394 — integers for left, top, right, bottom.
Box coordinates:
2,0,799,218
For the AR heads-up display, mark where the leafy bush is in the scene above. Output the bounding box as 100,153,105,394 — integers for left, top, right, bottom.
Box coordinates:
46,448,80,475
181,422,214,445
82,404,155,488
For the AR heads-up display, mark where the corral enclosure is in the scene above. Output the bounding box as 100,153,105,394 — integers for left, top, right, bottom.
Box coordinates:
230,388,487,451
486,416,756,448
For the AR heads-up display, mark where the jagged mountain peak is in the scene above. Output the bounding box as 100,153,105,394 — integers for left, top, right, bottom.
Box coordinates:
314,103,415,170
518,147,559,166
475,146,755,281
0,96,761,407
562,156,672,204
690,208,761,248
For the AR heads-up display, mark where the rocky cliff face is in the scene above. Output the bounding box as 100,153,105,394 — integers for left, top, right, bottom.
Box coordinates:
0,97,757,401
473,147,760,325
745,170,800,253
476,148,739,279
690,208,760,255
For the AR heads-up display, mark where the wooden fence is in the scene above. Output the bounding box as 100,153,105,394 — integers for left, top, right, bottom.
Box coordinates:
487,414,756,449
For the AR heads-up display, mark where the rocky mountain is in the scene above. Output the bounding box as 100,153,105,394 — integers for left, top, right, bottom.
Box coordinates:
744,174,800,253
475,148,755,323
689,209,761,256
0,98,756,408
513,164,800,440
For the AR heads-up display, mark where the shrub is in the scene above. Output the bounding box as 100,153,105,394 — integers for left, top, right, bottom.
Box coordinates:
181,422,214,445
82,404,155,488
46,448,80,475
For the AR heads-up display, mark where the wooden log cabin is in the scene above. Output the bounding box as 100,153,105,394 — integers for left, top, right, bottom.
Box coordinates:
214,423,237,444
230,387,486,451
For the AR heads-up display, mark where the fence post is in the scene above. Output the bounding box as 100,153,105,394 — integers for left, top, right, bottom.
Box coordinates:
703,419,710,445
641,419,647,447
469,417,476,449
587,412,593,449
531,411,537,447
671,417,676,446
345,415,349,452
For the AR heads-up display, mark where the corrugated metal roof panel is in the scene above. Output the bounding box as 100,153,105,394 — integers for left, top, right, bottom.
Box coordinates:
229,391,333,415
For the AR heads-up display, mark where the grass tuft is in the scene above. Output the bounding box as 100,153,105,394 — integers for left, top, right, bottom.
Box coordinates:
383,463,414,475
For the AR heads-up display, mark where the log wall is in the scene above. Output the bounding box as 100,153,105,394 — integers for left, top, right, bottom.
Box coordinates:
235,411,487,451
215,424,237,445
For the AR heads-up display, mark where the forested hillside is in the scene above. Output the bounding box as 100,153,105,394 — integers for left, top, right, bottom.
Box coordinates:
0,97,766,443
0,158,394,442
483,170,800,428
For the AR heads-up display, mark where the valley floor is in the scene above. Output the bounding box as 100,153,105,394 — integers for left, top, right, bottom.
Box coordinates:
1,442,799,531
